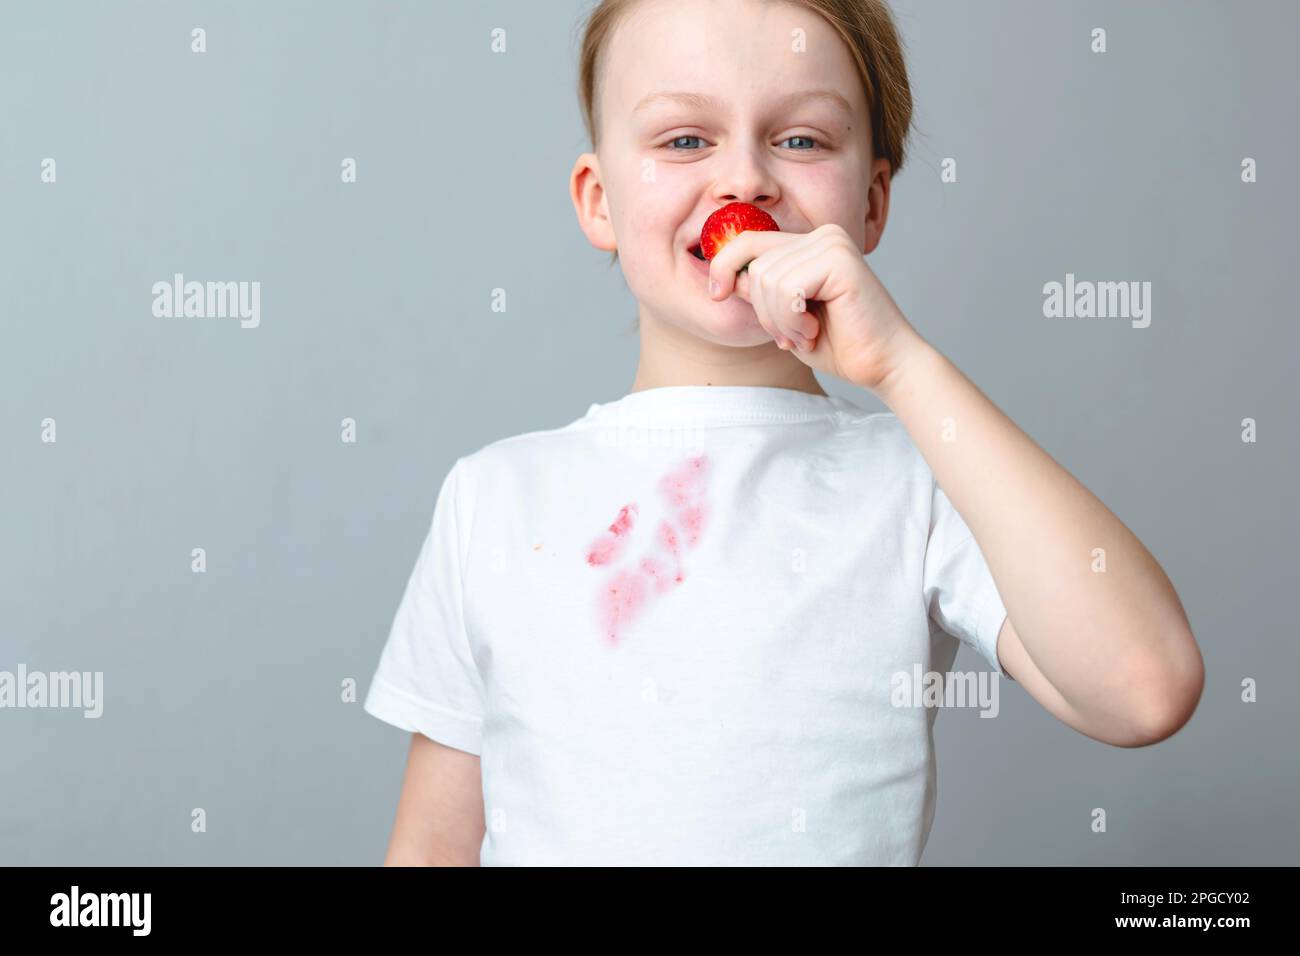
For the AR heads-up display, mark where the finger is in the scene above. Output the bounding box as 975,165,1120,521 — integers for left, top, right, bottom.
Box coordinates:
728,237,816,348
732,268,788,346
717,231,817,319
730,233,807,305
765,235,839,343
743,244,810,346
742,234,829,348
708,231,794,300
769,254,840,348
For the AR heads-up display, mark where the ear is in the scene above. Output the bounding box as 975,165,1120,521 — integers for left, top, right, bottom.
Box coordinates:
862,156,893,255
570,153,617,253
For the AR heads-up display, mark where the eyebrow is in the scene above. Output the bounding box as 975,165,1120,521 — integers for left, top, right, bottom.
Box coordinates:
632,88,854,118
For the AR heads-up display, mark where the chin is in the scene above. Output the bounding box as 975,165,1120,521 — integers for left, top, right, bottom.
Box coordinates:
671,306,771,348
626,251,774,347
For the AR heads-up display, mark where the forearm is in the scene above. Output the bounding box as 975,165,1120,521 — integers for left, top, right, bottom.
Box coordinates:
383,733,485,866
383,842,481,867
875,331,1202,730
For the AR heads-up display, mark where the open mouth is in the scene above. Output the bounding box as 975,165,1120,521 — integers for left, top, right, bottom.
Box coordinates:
688,243,706,261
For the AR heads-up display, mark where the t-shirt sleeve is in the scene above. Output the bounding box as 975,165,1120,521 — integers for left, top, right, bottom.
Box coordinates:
363,456,488,754
922,480,1013,680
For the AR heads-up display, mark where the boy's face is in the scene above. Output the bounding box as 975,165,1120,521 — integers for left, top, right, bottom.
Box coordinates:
572,0,891,347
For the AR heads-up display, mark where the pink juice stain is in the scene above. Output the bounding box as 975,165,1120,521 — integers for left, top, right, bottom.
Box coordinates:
639,554,675,595
658,455,710,548
588,453,712,646
598,568,649,647
585,503,638,566
676,506,705,548
656,520,685,585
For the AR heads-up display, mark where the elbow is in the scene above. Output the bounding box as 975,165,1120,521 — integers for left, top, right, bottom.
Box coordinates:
1128,633,1205,746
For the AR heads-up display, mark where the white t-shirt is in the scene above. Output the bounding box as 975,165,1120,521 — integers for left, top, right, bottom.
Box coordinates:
364,385,1010,865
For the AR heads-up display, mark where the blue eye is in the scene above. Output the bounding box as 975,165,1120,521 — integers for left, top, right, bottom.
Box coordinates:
781,135,820,150
661,134,823,151
665,135,704,150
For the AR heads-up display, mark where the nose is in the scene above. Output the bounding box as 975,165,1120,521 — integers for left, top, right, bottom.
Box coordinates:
711,142,780,209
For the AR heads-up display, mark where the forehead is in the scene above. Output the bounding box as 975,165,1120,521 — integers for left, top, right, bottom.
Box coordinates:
602,0,867,124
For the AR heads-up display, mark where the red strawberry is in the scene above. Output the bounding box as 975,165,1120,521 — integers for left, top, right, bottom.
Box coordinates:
699,202,779,269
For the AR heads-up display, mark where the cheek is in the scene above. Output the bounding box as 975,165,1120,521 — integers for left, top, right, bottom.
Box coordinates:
616,180,692,269
798,164,870,245
622,177,686,237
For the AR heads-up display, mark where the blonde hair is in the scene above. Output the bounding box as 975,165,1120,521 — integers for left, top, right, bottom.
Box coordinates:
575,0,914,322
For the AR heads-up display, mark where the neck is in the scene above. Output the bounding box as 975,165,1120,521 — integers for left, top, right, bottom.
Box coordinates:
628,308,828,396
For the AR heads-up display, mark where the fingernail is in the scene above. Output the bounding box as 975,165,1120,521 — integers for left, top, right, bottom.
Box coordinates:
708,279,719,297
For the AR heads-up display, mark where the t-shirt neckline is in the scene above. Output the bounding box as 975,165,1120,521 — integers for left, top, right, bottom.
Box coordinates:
582,384,862,428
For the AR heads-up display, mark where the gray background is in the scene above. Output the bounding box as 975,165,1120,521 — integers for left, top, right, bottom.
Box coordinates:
1,0,1295,865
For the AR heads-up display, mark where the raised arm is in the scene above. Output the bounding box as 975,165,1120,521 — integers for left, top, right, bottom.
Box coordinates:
878,335,1204,747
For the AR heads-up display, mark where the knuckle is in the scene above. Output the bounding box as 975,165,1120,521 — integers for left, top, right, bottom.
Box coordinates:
821,224,853,249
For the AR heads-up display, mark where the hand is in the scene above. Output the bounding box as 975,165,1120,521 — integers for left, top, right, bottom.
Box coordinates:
708,223,925,395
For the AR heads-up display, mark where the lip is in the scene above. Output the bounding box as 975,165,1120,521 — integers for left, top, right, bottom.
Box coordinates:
681,243,712,280
683,241,710,278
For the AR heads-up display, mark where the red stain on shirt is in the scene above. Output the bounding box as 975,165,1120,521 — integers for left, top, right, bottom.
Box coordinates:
585,503,639,566
676,506,705,548
597,567,649,647
656,520,685,585
587,453,712,646
639,554,675,595
658,455,710,547
657,519,679,554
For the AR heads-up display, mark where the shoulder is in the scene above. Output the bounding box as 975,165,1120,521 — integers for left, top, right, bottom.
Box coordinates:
832,407,929,471
835,406,905,438
452,412,592,488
